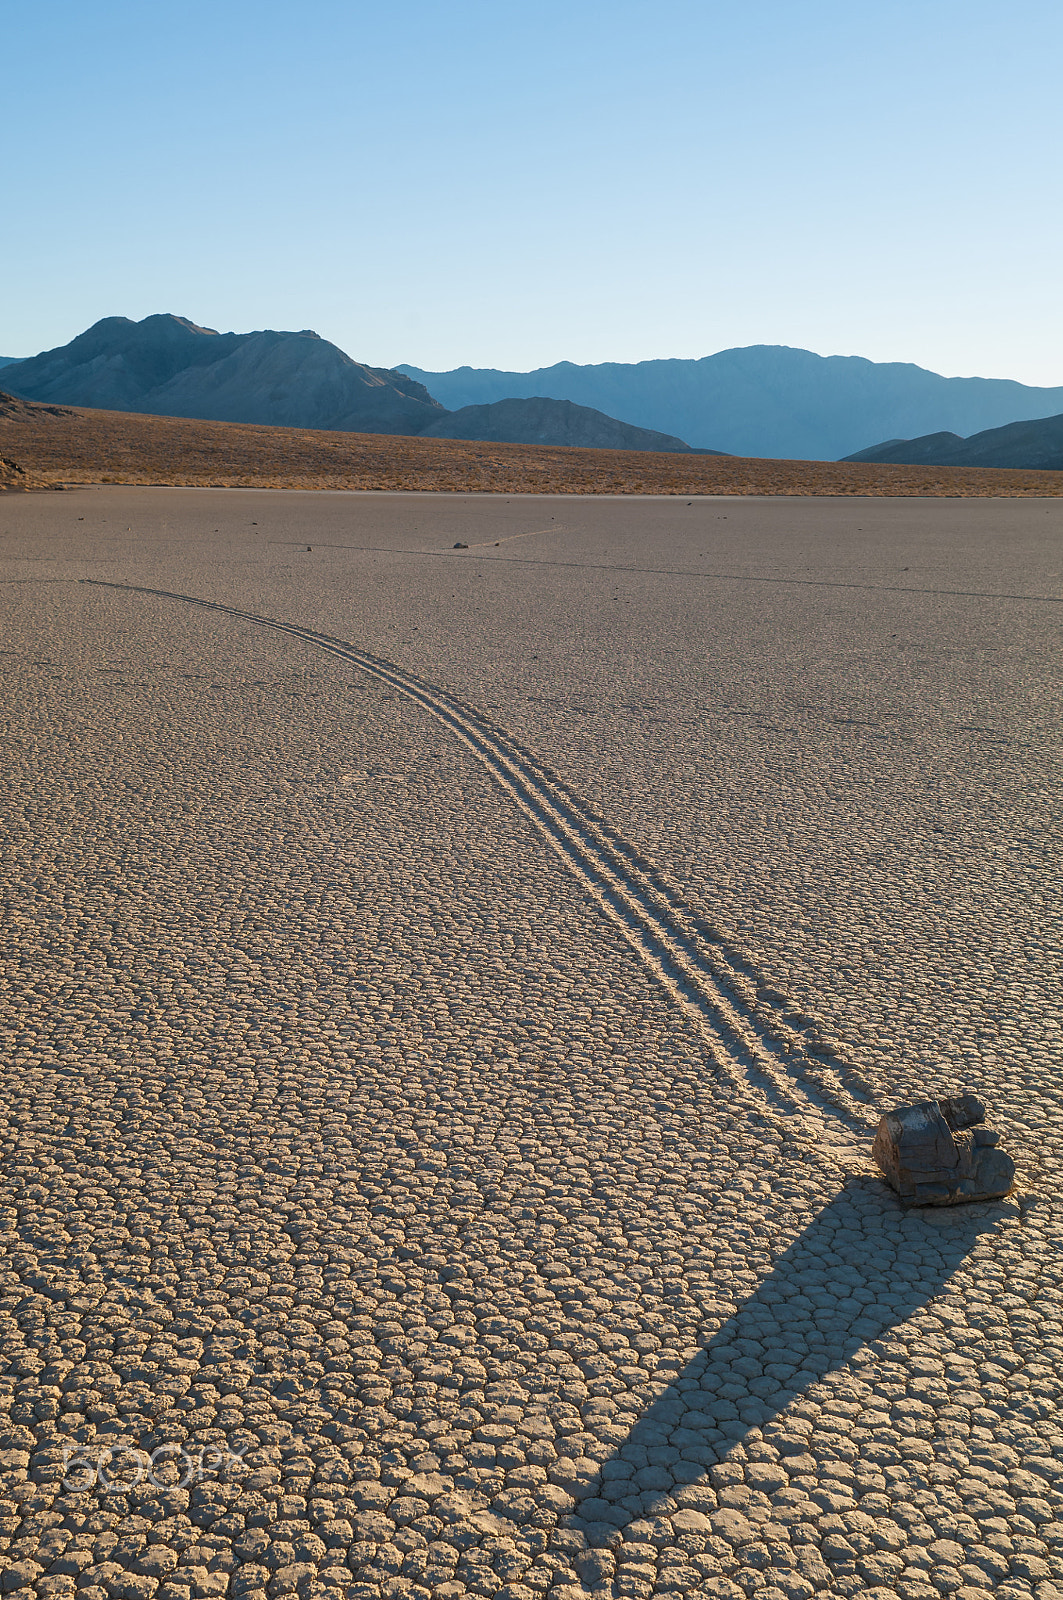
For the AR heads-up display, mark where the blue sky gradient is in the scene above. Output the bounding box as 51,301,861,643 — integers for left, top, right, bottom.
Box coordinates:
5,0,1062,382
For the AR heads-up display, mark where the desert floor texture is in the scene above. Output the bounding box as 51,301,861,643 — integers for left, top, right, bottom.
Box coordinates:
0,488,1061,1600
5,395,1063,498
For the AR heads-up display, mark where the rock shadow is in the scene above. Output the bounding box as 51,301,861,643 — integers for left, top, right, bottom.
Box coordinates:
567,1175,1002,1552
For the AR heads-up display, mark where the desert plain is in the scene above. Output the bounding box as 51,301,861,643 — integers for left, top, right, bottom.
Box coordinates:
0,487,1061,1600
5,395,1063,498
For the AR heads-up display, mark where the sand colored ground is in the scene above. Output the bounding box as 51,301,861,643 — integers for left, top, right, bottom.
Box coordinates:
3,396,1063,497
0,489,1061,1600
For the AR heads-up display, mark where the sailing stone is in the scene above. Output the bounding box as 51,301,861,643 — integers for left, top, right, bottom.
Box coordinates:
872,1093,1015,1205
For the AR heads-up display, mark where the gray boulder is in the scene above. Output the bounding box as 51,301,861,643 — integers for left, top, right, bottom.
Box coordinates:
872,1094,1015,1205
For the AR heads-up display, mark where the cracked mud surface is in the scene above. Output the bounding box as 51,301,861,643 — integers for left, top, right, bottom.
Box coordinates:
1,489,1061,1600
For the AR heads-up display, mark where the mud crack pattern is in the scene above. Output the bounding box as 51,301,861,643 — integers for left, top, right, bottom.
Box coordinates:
1,491,1061,1600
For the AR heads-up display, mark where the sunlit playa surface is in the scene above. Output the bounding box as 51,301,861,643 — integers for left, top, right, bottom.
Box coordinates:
1,489,1060,1600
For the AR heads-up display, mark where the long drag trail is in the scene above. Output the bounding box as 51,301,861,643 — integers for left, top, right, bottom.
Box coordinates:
84,578,878,1147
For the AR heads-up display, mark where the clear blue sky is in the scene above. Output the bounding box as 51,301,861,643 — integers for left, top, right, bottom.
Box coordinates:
5,0,1062,383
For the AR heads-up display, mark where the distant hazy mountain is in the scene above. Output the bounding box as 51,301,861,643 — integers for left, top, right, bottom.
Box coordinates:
0,357,21,369
844,412,1063,470
845,431,965,466
4,314,445,435
399,347,1063,462
418,397,701,453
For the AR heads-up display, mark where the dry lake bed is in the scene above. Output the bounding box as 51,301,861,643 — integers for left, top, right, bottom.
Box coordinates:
1,488,1061,1600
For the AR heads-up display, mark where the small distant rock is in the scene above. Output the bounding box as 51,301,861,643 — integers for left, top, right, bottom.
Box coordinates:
872,1093,1015,1205
453,541,469,549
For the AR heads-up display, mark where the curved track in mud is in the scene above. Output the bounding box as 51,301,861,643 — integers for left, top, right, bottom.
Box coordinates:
83,578,880,1144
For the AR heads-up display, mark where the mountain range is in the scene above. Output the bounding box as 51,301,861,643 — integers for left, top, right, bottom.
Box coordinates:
399,349,1063,461
4,316,1063,464
1,316,701,454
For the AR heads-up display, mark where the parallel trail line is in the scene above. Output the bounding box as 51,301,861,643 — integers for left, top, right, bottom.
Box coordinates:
262,544,1063,605
83,579,879,1148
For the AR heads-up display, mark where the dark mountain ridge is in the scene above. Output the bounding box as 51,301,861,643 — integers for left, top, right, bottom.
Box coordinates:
398,347,1063,461
417,397,700,453
3,315,445,436
844,412,1063,470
